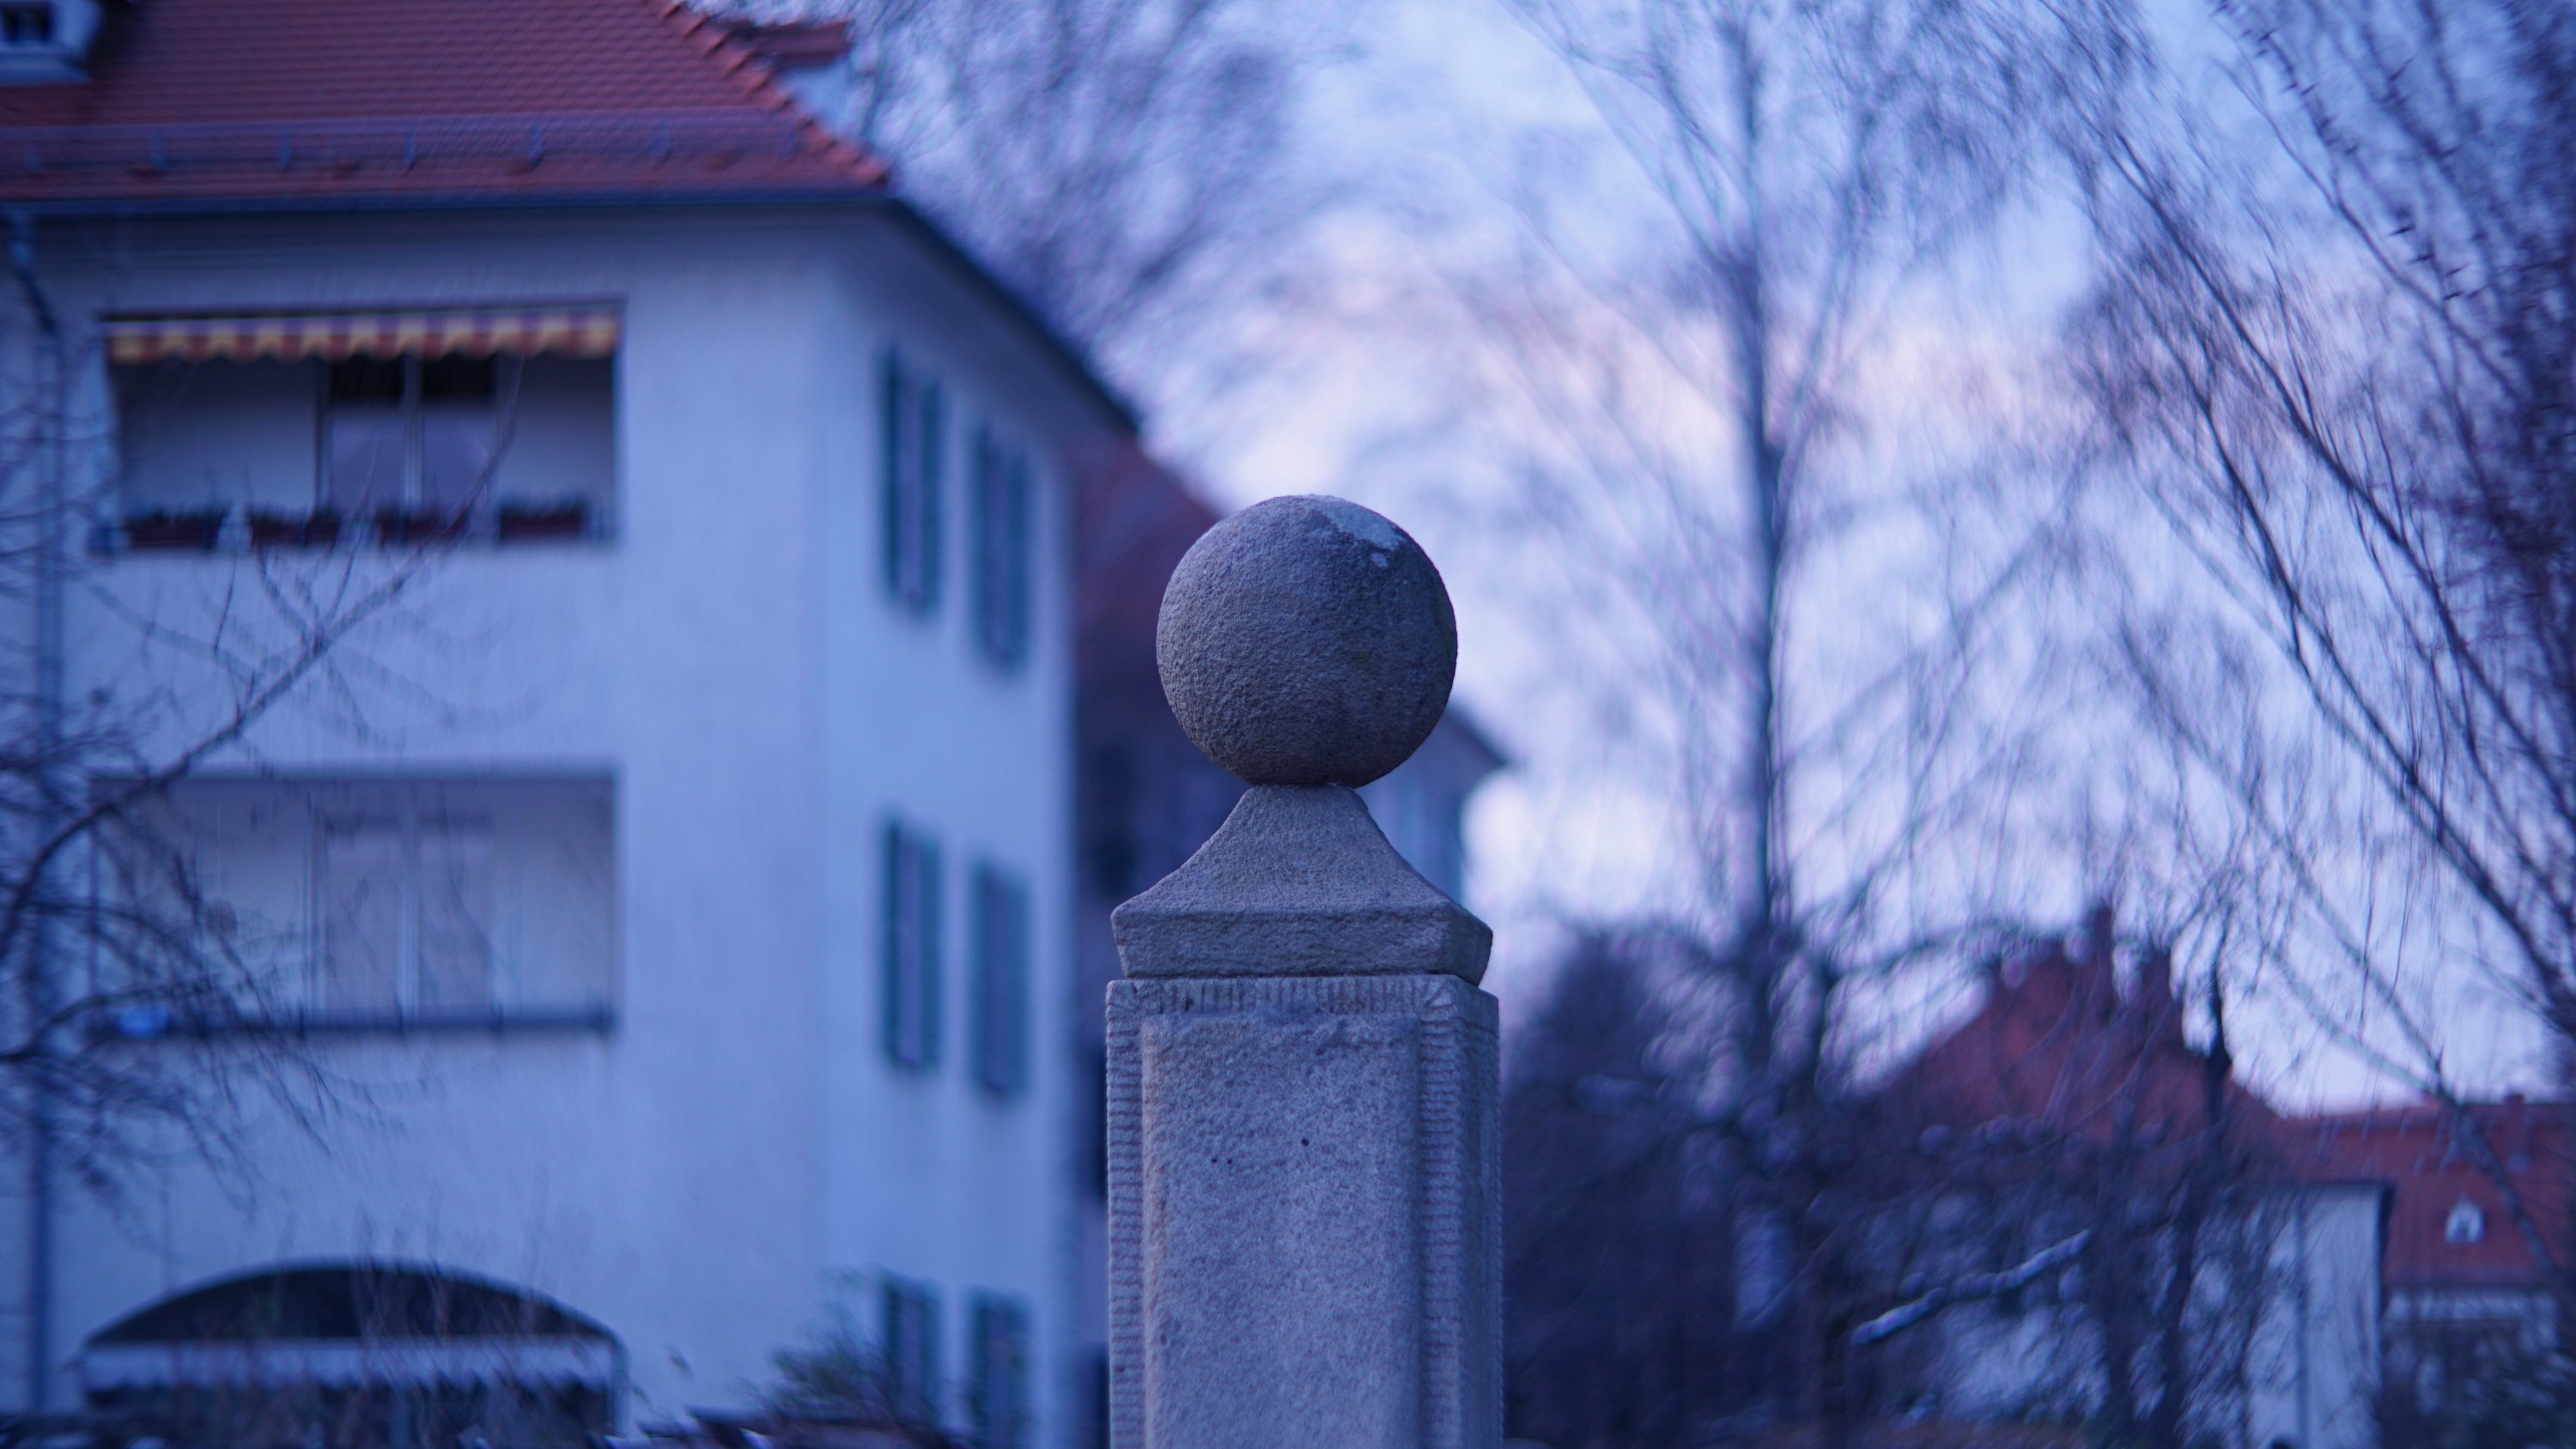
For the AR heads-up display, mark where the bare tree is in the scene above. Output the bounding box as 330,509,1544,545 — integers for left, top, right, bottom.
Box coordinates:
1500,929,1737,1449
708,0,1342,403
0,311,519,1203
2067,0,2576,1312
1440,0,2135,1434
1859,925,2281,1449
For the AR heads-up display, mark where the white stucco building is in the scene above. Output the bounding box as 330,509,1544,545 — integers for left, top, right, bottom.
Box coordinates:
0,3,1167,1445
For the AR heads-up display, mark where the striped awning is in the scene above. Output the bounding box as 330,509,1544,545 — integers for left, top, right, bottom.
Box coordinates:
103,306,621,365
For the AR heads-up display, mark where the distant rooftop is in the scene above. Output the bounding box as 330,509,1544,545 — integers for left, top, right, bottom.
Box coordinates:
2293,1097,2572,1293
0,0,884,207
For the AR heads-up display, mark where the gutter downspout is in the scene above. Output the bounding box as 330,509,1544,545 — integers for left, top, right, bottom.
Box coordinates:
9,207,64,1418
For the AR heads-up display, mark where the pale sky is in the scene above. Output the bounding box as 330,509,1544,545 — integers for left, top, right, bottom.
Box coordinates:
1156,0,2553,1111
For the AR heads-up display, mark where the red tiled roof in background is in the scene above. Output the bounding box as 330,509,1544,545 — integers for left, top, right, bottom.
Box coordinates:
1072,436,1222,700
1874,908,2573,1304
0,0,884,205
1882,918,2287,1149
2289,1098,2573,1293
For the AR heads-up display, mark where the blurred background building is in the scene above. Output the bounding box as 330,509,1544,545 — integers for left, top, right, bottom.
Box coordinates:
0,3,1496,1446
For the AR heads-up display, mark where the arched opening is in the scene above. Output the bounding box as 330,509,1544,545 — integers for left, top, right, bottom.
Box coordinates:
78,1261,621,1449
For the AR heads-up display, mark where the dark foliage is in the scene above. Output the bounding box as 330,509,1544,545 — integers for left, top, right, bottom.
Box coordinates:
1502,931,1743,1449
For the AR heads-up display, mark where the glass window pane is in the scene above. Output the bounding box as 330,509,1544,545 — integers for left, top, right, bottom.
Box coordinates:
327,356,404,405
416,822,495,1009
420,410,496,512
324,412,404,513
319,826,404,1014
419,355,497,403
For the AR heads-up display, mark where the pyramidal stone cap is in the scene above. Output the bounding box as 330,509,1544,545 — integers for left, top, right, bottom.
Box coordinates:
1156,494,1457,789
1118,494,1490,983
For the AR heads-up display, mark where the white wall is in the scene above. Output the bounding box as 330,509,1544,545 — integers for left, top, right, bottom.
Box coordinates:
1911,1187,2385,1449
22,203,1109,1441
2248,1186,2384,1449
815,224,1081,1436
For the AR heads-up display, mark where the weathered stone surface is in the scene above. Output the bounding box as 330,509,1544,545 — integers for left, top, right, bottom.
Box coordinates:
1108,975,1502,1449
1110,493,1499,1448
1157,494,1457,788
1113,784,1492,984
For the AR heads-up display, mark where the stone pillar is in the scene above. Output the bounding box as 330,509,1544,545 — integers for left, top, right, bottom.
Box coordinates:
1107,495,1501,1449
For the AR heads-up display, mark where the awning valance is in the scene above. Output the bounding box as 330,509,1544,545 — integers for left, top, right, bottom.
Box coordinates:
104,306,621,366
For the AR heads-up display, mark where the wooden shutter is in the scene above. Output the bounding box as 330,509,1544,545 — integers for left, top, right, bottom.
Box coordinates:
879,351,908,603
882,820,941,1070
917,377,945,611
881,354,945,615
971,864,1030,1097
970,432,1033,668
917,831,943,1069
881,819,910,1064
969,1295,1030,1449
884,1277,944,1427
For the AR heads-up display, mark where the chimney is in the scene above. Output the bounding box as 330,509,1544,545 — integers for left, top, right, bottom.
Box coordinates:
721,20,856,133
2134,946,2180,1044
2081,901,2117,1021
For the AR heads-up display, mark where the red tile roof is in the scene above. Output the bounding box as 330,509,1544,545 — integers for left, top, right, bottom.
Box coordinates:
1879,919,2573,1303
2289,1099,2573,1293
0,0,884,206
1072,436,1223,692
1883,930,2286,1151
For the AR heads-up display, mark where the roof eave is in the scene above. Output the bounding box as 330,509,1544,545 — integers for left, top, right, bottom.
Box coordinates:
8,184,1141,436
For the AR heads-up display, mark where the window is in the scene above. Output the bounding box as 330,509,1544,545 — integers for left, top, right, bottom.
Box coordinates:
2446,1198,2487,1244
969,863,1030,1099
0,5,53,45
325,354,504,522
883,821,943,1070
968,1295,1031,1449
969,427,1033,667
882,1276,944,1429
107,308,618,550
882,351,945,615
132,777,614,1031
319,810,495,1016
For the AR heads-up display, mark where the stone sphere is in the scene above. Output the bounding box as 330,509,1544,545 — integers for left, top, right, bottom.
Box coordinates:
1157,494,1457,788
